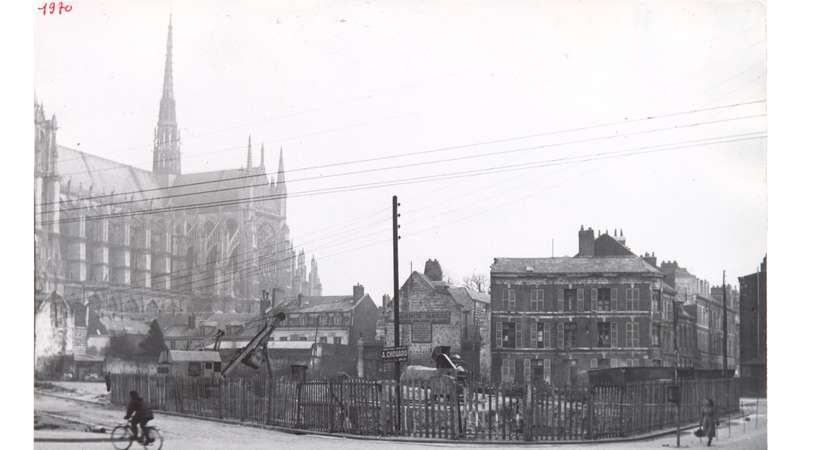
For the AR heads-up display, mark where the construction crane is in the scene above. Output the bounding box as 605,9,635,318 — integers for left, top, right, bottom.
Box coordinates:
221,312,286,378
194,329,225,351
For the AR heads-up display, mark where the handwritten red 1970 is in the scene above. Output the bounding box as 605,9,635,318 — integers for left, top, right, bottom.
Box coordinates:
37,2,73,15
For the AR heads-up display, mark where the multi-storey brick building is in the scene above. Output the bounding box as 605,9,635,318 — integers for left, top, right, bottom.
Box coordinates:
660,261,739,371
489,227,676,386
738,256,766,396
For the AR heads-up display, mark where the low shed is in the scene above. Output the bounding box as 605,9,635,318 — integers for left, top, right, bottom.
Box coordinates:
158,350,222,377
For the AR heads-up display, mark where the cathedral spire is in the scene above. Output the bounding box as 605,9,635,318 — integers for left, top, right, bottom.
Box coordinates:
260,143,265,169
153,15,181,177
162,16,174,100
246,135,252,169
276,146,286,186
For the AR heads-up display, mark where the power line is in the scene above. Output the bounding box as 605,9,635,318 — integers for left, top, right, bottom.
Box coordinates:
52,113,764,214
42,131,766,227
41,99,765,206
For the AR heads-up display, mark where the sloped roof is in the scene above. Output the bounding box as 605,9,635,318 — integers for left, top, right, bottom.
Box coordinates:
492,256,661,275
97,315,150,335
161,350,222,363
57,146,161,203
283,295,361,313
169,167,269,208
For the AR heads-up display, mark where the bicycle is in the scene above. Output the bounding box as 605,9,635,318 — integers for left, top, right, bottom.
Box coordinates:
110,419,164,449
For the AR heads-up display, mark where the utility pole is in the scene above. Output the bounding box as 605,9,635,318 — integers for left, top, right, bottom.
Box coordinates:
722,271,728,377
673,298,681,447
392,195,402,433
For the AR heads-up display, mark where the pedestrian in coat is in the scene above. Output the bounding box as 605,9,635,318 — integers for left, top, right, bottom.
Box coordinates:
700,398,717,446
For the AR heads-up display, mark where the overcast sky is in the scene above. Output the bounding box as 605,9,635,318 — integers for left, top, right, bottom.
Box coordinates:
34,0,766,300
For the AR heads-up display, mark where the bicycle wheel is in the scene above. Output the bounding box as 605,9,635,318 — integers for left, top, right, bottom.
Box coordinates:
144,427,164,450
110,425,133,450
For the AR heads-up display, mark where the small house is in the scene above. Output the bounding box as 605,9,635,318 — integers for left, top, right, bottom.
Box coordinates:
158,350,222,378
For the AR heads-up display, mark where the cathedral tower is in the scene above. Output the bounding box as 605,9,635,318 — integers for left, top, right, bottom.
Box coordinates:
153,16,181,180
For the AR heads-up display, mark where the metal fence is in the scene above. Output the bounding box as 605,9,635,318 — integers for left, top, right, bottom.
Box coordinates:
111,374,739,442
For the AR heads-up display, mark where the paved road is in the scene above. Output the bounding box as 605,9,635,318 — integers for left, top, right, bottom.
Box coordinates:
34,394,766,450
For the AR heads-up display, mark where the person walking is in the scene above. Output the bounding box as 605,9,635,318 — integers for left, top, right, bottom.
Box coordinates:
700,398,717,446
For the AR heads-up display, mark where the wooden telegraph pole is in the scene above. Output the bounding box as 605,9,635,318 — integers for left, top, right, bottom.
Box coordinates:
722,271,728,376
392,195,402,433
674,299,681,447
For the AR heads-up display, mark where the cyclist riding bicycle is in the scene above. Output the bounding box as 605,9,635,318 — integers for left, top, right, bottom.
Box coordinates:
124,390,154,444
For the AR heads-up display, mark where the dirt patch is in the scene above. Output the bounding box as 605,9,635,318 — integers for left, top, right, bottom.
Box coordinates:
34,382,74,393
34,414,72,431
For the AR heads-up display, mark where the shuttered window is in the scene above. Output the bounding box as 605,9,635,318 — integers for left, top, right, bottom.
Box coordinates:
530,321,538,348
577,288,585,311
557,288,564,312
611,287,618,310
543,359,552,383
556,322,564,349
611,322,618,348
591,288,598,311
524,359,531,383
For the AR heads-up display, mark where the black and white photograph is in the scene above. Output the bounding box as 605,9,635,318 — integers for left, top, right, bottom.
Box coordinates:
15,0,789,448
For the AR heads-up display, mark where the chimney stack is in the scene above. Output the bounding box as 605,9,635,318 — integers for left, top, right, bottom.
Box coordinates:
353,284,365,299
578,226,595,257
423,259,443,281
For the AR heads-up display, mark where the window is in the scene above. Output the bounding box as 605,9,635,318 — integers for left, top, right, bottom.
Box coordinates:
597,322,611,347
205,362,213,369
157,366,170,374
590,358,598,369
577,288,585,311
531,287,545,311
501,322,516,348
651,292,660,316
651,324,660,347
598,288,611,311
501,358,516,384
538,322,548,348
524,359,531,383
625,321,640,347
502,286,517,311
319,336,327,343
188,362,202,377
564,288,577,311
611,287,619,310
611,322,618,347
333,337,343,345
532,359,544,382
626,287,640,310
543,359,552,384
557,322,564,349
591,288,598,310
280,336,288,341
564,322,577,349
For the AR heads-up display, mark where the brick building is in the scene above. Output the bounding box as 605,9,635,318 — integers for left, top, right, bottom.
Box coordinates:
384,260,490,377
738,255,766,397
489,227,674,386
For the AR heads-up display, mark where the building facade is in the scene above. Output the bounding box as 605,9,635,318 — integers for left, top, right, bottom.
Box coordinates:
33,18,321,320
738,256,766,397
490,227,672,386
383,260,491,377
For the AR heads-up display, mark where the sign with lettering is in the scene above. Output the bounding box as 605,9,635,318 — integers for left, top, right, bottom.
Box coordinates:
411,321,432,343
396,311,451,324
381,346,408,362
